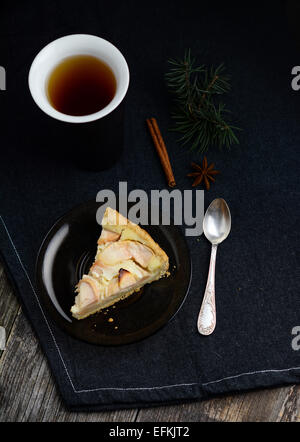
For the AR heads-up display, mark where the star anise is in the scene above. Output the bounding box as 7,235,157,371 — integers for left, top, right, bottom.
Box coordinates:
187,157,220,190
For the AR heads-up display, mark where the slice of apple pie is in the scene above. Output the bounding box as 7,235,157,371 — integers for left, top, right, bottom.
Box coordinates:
71,207,169,319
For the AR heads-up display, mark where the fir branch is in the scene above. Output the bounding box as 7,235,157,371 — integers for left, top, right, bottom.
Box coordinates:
166,50,240,153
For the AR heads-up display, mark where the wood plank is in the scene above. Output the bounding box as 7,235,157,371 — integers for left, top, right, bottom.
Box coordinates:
136,385,300,422
0,262,20,358
0,262,299,422
0,264,137,422
0,306,138,421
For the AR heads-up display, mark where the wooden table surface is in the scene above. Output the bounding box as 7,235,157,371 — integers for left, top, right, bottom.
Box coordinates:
0,262,299,422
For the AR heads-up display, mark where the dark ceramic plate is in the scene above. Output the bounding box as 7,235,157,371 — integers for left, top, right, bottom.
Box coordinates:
35,200,191,346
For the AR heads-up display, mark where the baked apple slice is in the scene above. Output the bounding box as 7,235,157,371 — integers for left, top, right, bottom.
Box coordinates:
71,207,169,319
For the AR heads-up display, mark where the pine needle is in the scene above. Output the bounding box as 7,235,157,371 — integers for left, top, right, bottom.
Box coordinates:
165,50,241,153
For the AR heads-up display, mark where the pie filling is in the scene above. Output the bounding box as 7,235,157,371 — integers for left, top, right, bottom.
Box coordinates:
71,208,169,319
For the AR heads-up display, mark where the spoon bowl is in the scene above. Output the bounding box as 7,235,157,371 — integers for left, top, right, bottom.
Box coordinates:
203,198,231,245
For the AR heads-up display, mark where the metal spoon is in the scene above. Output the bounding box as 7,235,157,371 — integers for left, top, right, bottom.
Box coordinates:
197,198,231,335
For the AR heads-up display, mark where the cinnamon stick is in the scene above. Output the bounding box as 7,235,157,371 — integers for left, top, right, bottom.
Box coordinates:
146,117,176,188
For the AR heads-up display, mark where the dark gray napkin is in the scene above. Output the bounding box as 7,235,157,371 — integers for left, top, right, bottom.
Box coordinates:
0,0,299,410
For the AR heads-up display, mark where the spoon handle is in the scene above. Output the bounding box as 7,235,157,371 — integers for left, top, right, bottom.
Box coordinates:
197,244,218,335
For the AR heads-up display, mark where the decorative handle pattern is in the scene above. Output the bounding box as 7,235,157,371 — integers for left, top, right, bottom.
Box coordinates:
197,244,217,335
